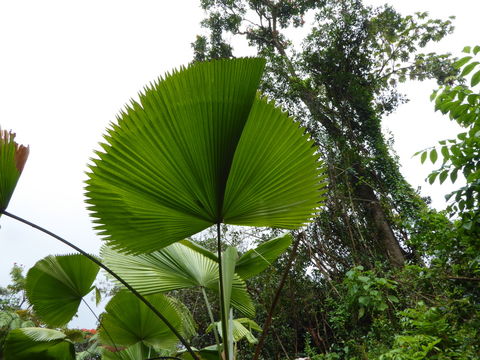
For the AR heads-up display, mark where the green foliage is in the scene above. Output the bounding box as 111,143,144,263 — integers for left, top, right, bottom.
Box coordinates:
304,334,341,360
0,265,40,359
379,300,480,359
99,291,185,351
406,208,480,282
0,263,26,310
26,254,99,328
379,334,442,360
314,266,400,358
0,129,29,213
4,328,75,360
101,342,160,360
302,261,480,360
207,318,261,344
86,57,326,254
235,233,292,280
421,46,480,234
71,331,101,360
3,57,313,360
101,242,255,318
85,57,325,360
343,266,399,321
187,7,479,355
194,0,457,274
3,5,479,358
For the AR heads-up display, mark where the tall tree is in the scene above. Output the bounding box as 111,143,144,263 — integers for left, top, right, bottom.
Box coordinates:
193,0,456,269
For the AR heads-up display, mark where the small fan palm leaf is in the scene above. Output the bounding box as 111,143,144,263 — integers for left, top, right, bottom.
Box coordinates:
99,291,184,350
101,243,255,317
86,58,327,254
0,129,29,213
25,254,99,327
4,327,75,360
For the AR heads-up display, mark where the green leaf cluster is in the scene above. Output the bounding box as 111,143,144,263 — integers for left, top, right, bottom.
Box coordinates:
422,46,480,233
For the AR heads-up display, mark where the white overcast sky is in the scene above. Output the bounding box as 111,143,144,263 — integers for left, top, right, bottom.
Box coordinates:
0,1,477,328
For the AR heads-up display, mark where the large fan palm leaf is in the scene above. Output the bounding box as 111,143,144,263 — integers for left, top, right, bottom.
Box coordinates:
86,58,326,254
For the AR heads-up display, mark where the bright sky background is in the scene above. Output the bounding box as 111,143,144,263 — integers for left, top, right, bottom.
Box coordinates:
0,1,477,328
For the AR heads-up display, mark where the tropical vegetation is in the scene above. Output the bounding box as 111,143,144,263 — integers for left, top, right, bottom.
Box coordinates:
0,0,479,359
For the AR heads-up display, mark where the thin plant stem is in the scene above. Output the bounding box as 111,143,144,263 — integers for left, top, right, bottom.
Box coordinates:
80,298,120,353
1,210,199,360
201,287,221,355
252,231,303,360
217,222,230,360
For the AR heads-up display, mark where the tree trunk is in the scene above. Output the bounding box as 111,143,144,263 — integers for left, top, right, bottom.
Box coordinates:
300,91,405,267
354,182,405,267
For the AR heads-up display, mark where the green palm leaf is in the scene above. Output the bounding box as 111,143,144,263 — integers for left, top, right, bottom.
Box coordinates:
179,345,220,360
221,246,238,317
99,291,183,350
86,58,326,254
180,239,219,262
101,243,255,317
207,318,262,344
169,296,198,340
220,246,237,357
101,342,153,360
0,129,29,213
4,328,75,360
25,254,99,327
181,234,292,280
235,233,292,279
222,96,326,227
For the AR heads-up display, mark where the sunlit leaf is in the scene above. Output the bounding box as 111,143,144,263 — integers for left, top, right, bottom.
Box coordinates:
86,58,326,254
461,61,479,77
430,149,438,164
453,56,472,69
101,244,255,317
450,168,458,183
439,170,449,184
420,151,427,164
471,70,480,87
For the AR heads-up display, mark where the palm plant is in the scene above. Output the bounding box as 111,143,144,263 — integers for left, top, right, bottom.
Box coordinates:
86,57,327,359
4,253,197,359
1,57,326,360
100,233,292,355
